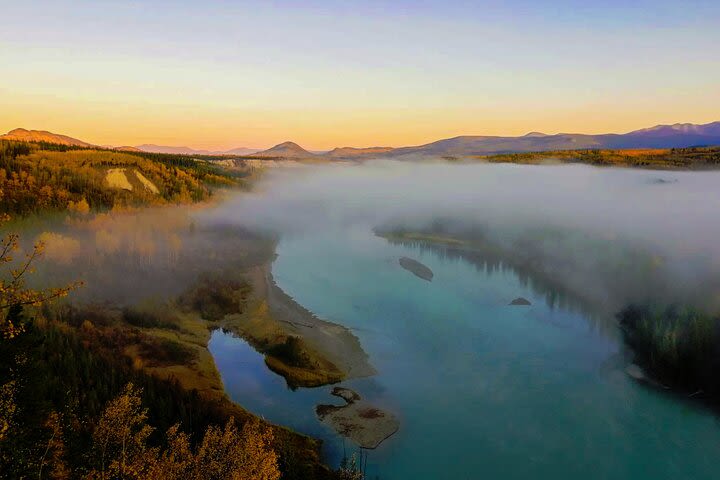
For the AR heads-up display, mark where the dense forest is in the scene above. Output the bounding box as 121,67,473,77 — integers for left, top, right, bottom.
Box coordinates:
0,216,362,479
481,146,720,169
0,142,363,479
0,141,248,216
618,305,720,402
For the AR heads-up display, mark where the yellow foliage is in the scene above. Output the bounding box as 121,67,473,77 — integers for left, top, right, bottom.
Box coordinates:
68,197,91,215
87,384,281,480
35,232,82,265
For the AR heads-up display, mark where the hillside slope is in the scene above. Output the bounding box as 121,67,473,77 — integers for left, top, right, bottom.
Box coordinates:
0,128,94,147
254,141,317,158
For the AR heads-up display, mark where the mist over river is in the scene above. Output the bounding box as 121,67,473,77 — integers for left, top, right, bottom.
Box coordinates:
206,161,720,479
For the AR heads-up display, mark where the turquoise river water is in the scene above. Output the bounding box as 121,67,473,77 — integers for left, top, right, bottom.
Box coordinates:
208,164,720,479
210,227,720,479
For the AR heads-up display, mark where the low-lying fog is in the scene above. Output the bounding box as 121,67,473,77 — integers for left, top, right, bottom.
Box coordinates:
8,160,720,315
208,160,720,313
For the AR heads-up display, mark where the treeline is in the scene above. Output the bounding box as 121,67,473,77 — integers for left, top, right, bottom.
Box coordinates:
483,146,720,168
0,140,246,216
618,305,720,401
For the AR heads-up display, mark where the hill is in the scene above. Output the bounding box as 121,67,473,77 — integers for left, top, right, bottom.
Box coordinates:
224,146,261,155
0,140,242,216
5,120,720,162
254,141,316,158
325,146,394,158
0,128,94,147
136,144,218,155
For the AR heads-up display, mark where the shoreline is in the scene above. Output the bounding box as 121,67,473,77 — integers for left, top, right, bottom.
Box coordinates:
221,257,376,388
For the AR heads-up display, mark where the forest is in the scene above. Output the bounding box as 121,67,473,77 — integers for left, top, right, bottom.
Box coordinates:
0,141,363,479
481,146,720,168
0,215,364,479
618,305,720,401
0,140,247,216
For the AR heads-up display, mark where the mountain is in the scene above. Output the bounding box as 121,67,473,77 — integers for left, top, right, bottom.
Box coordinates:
136,144,259,156
114,146,143,152
387,121,720,157
325,146,394,159
254,141,316,158
223,146,261,156
629,122,720,137
135,144,216,155
0,128,94,147
4,120,719,161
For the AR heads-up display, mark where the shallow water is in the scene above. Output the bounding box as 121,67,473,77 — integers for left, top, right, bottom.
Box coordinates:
209,163,720,479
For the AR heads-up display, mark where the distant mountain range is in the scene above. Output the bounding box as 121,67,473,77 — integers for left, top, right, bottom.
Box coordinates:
385,121,720,158
238,121,720,158
135,144,260,156
3,121,720,159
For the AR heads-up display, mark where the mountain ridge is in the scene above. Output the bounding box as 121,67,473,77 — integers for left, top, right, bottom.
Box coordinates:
3,121,719,159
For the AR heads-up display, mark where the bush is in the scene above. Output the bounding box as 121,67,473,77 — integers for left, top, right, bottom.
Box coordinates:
269,336,316,369
179,275,249,321
122,307,182,331
138,336,198,367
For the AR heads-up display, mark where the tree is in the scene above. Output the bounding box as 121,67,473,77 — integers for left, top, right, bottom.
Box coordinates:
0,380,15,443
337,454,363,480
87,385,281,480
89,383,154,480
193,417,280,480
0,215,81,465
38,411,71,479
1,216,81,340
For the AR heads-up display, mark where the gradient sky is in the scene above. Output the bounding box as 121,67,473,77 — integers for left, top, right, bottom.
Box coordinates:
2,0,719,150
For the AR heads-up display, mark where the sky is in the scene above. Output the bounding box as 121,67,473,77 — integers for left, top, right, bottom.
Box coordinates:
1,0,719,150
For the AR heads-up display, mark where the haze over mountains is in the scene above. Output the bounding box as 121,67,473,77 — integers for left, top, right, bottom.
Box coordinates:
3,121,720,159
135,144,260,156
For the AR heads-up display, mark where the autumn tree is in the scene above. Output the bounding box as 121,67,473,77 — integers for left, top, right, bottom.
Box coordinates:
87,384,281,480
1,217,81,340
38,411,71,480
193,417,280,480
0,214,80,453
89,383,154,480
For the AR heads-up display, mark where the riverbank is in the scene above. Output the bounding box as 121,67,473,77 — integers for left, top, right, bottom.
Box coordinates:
0,156,370,477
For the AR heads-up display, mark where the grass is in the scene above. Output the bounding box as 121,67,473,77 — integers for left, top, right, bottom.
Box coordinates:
265,354,344,389
225,299,347,389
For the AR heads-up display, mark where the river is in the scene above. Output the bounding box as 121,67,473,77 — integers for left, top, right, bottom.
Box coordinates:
208,162,720,479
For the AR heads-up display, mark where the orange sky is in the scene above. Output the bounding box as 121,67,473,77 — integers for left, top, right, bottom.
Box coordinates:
2,2,719,151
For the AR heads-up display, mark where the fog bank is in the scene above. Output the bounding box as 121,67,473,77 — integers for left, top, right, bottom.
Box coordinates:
208,160,720,312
